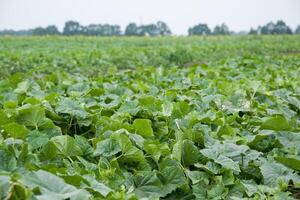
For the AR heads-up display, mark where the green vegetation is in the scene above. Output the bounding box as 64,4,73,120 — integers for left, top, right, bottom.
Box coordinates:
1,20,299,36
0,35,300,199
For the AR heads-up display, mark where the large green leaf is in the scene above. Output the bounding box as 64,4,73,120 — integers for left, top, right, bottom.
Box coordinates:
3,122,29,139
16,105,45,129
260,115,291,131
21,170,90,200
260,160,300,186
51,135,83,157
0,148,17,172
133,171,164,199
56,98,89,118
144,140,170,163
182,139,200,166
82,175,113,197
275,156,300,172
159,158,187,196
94,138,121,157
202,149,240,173
26,130,49,149
133,119,154,138
0,175,10,199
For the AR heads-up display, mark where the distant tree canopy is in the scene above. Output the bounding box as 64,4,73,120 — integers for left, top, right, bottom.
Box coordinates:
213,23,231,35
125,23,138,36
0,19,299,36
249,28,258,35
32,25,60,35
0,29,32,36
63,21,83,35
296,25,300,34
188,23,231,35
124,21,171,36
250,20,293,35
188,24,211,35
62,21,121,36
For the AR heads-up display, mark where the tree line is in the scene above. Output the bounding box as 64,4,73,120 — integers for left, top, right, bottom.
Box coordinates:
1,20,300,36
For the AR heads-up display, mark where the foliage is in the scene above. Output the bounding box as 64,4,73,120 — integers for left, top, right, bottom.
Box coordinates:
295,25,300,34
188,24,211,35
0,36,300,199
125,21,171,36
32,25,60,36
251,20,293,35
213,23,231,35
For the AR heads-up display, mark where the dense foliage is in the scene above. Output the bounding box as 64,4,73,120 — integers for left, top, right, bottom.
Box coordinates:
0,20,298,36
0,36,300,200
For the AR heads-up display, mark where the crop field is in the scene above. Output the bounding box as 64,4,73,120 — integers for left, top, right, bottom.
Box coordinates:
0,35,300,200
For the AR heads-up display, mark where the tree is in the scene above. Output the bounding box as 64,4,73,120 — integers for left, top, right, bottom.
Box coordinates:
274,20,292,34
0,29,32,36
125,23,139,36
44,25,60,35
156,21,171,36
63,21,83,35
261,20,292,34
213,23,231,35
138,24,160,36
125,21,171,36
32,25,60,35
188,24,211,35
249,28,258,35
110,25,122,36
32,27,46,35
261,22,275,34
85,24,101,35
296,25,300,34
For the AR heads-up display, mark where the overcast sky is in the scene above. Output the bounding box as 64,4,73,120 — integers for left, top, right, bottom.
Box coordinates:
0,0,299,35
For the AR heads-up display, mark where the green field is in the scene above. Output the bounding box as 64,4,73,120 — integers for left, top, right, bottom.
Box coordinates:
0,36,300,199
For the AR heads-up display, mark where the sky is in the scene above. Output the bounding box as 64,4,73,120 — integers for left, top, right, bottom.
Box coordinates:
0,0,299,35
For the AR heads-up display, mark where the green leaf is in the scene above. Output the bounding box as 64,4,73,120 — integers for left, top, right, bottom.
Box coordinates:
133,119,154,138
172,101,190,118
94,138,121,157
240,180,258,197
75,135,94,156
16,105,45,129
21,170,90,200
83,175,113,197
171,140,182,162
120,146,145,165
118,100,140,115
222,169,235,186
77,156,98,171
0,175,10,199
260,160,300,186
51,135,83,157
200,148,240,173
192,181,209,200
260,115,291,131
133,171,163,199
161,102,173,117
3,122,29,139
207,176,227,199
144,140,170,163
160,158,187,196
217,124,236,137
56,98,89,118
275,156,300,172
0,110,12,125
182,139,200,166
185,170,209,185
26,130,49,149
67,83,90,97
